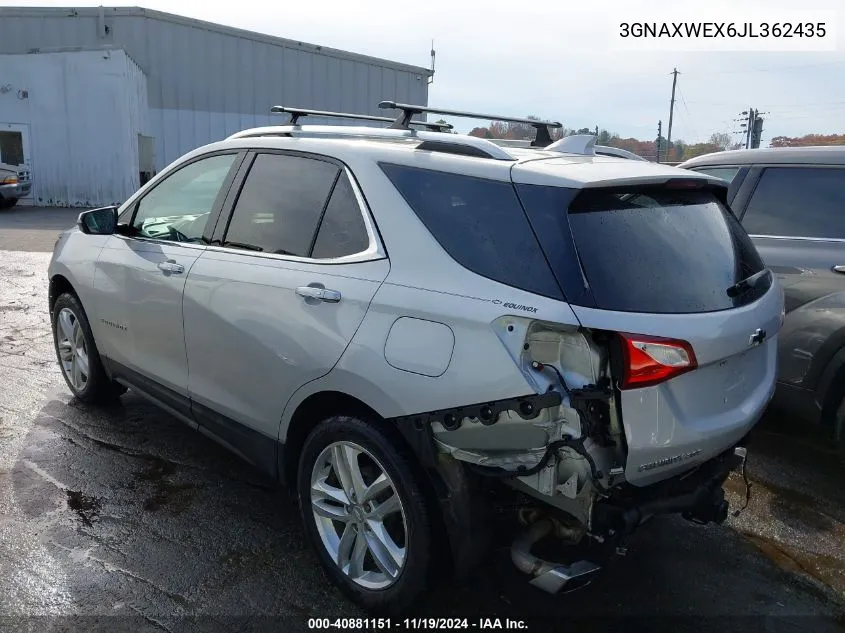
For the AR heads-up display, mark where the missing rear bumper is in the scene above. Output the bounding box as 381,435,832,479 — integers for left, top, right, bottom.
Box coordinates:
593,446,746,536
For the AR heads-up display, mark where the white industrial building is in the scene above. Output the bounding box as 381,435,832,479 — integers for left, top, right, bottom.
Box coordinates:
0,6,432,206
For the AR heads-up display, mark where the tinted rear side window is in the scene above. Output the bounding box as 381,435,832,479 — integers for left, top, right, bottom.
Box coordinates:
224,153,339,256
742,166,845,239
381,164,562,300
312,173,370,259
518,184,768,314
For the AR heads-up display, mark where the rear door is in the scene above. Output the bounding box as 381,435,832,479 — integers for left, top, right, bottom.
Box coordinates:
182,151,388,471
736,165,845,388
515,177,782,485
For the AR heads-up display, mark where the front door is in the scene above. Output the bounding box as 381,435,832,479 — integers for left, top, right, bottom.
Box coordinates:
182,151,388,470
93,152,241,416
0,122,33,204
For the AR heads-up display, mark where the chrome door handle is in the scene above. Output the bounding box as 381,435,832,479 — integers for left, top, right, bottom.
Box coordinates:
833,265,845,274
157,260,184,274
296,286,342,303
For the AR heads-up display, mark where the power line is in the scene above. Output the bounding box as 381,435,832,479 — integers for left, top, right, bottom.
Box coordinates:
675,85,700,142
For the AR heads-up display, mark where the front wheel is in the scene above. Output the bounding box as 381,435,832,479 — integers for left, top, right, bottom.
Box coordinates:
0,198,17,209
297,416,436,614
51,292,125,403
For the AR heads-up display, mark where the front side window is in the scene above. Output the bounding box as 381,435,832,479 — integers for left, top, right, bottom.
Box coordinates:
223,153,340,256
742,166,845,239
131,154,237,242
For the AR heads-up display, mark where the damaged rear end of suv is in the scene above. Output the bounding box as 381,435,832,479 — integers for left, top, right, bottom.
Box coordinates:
343,146,783,607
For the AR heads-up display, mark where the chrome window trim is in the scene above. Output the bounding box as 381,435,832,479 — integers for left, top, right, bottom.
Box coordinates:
749,234,845,243
111,234,208,251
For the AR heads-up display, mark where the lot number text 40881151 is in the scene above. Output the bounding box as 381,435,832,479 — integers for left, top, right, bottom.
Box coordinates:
307,618,529,630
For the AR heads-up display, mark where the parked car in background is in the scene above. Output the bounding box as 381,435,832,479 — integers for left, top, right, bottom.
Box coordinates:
681,147,845,459
0,161,31,208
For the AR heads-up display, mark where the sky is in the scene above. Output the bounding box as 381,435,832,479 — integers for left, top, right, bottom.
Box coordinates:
9,0,845,144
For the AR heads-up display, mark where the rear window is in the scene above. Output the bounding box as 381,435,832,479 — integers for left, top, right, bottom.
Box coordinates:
518,184,769,314
380,164,563,300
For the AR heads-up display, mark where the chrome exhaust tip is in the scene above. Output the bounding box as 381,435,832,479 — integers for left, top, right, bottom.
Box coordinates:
529,560,602,594
511,519,600,594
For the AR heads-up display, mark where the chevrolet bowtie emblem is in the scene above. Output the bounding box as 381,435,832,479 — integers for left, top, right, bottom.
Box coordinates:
748,328,767,346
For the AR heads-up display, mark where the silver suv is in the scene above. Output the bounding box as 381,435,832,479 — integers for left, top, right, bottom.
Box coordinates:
48,103,783,613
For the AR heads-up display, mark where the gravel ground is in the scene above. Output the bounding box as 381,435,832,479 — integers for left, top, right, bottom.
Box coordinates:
0,237,844,633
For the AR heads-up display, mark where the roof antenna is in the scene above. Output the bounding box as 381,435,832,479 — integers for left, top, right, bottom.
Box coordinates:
428,40,435,85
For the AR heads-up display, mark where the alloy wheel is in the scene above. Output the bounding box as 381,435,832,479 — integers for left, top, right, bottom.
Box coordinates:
56,307,89,391
310,441,407,589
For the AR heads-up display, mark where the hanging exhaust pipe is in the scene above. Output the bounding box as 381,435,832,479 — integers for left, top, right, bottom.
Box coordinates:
510,519,600,594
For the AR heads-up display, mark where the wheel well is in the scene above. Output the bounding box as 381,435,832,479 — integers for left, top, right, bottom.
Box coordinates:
49,275,76,313
283,390,457,579
283,391,385,487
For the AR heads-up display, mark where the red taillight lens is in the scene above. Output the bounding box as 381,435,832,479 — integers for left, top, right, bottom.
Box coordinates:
618,332,698,389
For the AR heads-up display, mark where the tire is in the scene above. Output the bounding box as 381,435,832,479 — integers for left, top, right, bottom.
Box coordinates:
0,198,17,209
833,392,845,463
51,292,125,403
297,415,436,614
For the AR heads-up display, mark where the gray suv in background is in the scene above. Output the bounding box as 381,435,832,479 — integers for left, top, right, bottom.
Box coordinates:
681,147,845,459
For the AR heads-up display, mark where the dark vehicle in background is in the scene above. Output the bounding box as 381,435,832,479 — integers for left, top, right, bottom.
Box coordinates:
681,147,845,459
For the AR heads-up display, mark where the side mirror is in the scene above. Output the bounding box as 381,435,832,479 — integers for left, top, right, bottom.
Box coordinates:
78,206,118,235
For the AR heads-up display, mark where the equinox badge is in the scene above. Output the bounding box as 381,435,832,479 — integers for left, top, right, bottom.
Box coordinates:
748,328,767,346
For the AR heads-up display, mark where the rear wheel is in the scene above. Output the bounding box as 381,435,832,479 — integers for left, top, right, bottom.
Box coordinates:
297,416,435,614
51,293,125,403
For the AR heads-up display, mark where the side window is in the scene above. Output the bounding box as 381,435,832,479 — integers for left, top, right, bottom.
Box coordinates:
692,166,741,184
224,153,339,256
380,163,563,300
131,154,237,242
743,167,845,238
312,173,370,259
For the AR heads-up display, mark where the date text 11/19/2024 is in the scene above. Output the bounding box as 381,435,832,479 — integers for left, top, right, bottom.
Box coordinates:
308,618,529,630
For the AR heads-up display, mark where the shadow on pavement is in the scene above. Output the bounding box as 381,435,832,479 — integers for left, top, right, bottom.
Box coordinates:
3,394,844,633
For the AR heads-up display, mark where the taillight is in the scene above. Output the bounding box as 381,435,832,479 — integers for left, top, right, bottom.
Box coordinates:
618,332,697,389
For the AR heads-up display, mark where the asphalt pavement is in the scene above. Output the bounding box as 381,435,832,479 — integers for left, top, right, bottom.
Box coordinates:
1,208,844,633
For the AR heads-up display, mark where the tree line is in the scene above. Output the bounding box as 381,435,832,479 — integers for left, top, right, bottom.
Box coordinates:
456,117,844,162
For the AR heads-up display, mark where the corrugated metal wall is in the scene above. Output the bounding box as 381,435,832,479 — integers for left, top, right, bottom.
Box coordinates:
0,7,431,170
0,50,149,206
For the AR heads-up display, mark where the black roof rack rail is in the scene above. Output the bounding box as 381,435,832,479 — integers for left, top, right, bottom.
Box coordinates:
269,106,453,132
378,101,562,147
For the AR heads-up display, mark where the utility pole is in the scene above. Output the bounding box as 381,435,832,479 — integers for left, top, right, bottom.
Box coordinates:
751,113,764,148
656,120,663,163
666,68,680,159
745,106,755,149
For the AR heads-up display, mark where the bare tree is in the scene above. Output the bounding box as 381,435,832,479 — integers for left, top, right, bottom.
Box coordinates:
708,132,733,150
